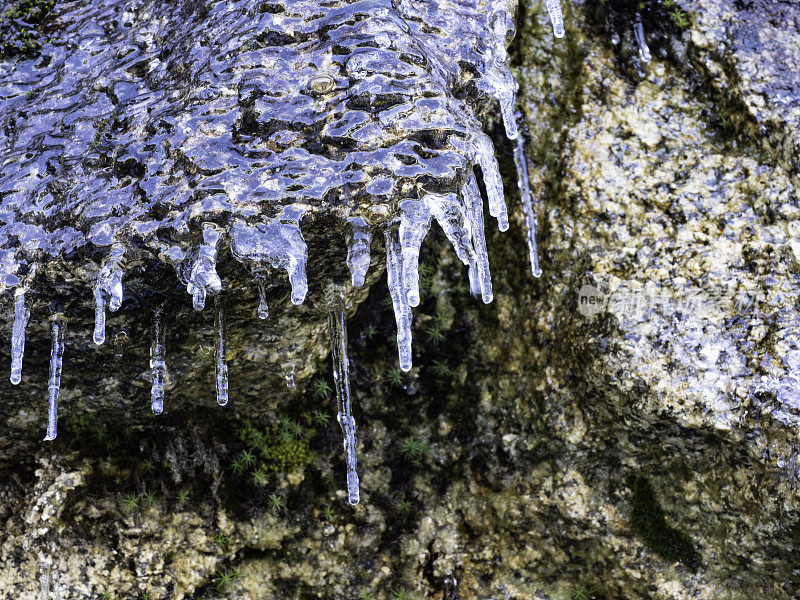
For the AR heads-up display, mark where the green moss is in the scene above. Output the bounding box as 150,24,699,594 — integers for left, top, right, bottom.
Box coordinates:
629,477,701,570
235,418,314,480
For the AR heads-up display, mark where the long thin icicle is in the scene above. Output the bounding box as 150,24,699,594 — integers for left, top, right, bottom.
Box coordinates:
214,296,228,406
473,133,509,231
150,307,166,415
545,0,565,39
346,217,372,288
634,13,652,63
385,229,413,371
327,289,360,505
44,317,65,441
399,200,432,307
10,288,29,385
255,274,269,319
462,174,493,304
93,243,125,345
512,131,543,278
184,224,222,311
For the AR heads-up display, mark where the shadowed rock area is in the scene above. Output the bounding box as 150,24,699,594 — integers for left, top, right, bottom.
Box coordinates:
1,0,799,599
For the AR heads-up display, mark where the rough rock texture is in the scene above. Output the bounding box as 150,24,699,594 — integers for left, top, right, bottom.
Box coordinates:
1,1,799,600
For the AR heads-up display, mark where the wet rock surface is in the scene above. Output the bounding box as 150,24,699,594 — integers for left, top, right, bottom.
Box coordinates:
1,0,800,599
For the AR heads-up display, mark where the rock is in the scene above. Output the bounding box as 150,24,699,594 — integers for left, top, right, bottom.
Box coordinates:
0,0,798,599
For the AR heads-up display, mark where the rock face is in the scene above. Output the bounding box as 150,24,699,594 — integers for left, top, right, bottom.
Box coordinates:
1,0,799,599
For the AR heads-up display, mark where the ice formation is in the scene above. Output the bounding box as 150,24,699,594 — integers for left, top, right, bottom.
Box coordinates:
346,218,372,289
327,290,360,505
487,0,520,140
634,13,652,63
385,229,414,372
183,225,223,312
214,297,229,407
230,207,309,307
255,275,269,319
0,0,569,503
10,289,28,385
44,318,65,441
92,243,125,345
546,0,566,39
150,308,166,415
513,131,543,278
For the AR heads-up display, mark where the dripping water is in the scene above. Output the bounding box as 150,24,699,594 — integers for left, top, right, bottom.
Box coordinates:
10,288,28,384
44,317,65,441
214,296,229,406
150,308,166,415
327,289,360,505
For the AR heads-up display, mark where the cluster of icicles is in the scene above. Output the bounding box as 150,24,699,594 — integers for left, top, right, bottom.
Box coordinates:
6,1,565,505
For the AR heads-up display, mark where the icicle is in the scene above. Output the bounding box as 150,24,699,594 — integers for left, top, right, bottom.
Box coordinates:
214,296,228,406
426,194,483,296
44,317,65,441
327,289,360,505
346,217,372,288
545,0,565,39
255,274,269,319
230,207,308,306
184,224,222,311
489,6,519,140
10,288,29,385
92,243,125,345
385,229,413,371
462,174,493,304
399,200,432,307
38,559,51,600
284,364,296,389
150,308,166,415
512,132,543,278
473,133,509,231
634,13,652,63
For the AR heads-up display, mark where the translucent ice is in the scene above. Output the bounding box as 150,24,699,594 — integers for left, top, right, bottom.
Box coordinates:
10,288,29,385
230,207,308,306
327,290,360,505
255,274,269,319
488,3,519,140
346,217,372,288
150,308,166,415
400,200,432,307
385,229,413,371
634,13,652,63
513,132,543,277
183,224,223,311
473,133,509,232
44,317,65,441
546,0,565,39
93,243,125,345
426,193,480,283
214,296,229,406
462,174,494,304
